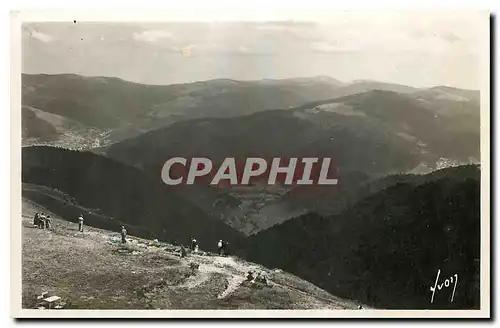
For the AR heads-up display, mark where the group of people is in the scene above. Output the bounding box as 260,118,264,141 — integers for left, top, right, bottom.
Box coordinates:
33,212,81,231
32,211,227,260
76,214,127,243
70,213,129,243
33,212,52,229
186,237,228,257
32,210,128,243
246,270,269,285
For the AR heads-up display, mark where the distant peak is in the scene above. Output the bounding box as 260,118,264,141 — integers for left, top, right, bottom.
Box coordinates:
428,85,476,92
274,75,344,85
313,75,342,82
351,79,378,84
203,78,241,84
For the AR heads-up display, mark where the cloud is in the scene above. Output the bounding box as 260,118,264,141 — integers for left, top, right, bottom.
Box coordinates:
170,44,198,57
311,41,336,52
30,30,55,43
437,32,462,44
310,41,357,53
218,44,275,56
174,43,274,56
254,21,317,30
235,45,255,54
133,30,174,43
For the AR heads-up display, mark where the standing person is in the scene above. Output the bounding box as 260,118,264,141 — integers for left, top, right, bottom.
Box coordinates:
38,213,46,229
223,240,229,256
217,239,223,256
36,212,43,228
180,245,187,258
45,215,52,230
121,225,127,243
33,212,40,226
78,214,84,232
191,237,198,252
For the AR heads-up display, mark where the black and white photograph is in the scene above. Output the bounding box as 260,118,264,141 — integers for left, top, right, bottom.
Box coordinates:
10,9,490,318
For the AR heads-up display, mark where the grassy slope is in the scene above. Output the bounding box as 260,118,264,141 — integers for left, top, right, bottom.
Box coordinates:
21,198,362,310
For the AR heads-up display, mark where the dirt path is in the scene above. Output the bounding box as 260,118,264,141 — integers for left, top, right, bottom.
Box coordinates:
218,275,246,299
178,271,211,289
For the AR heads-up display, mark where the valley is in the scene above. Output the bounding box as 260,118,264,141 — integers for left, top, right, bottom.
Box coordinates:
20,73,482,310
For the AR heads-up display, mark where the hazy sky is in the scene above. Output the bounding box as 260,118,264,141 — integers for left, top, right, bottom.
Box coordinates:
22,12,485,89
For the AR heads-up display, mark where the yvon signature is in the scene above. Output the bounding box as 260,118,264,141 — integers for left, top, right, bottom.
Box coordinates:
429,269,458,303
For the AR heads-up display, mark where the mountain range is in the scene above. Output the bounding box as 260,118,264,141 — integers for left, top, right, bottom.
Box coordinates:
20,73,482,309
99,82,479,233
22,73,479,152
22,73,480,235
22,73,343,145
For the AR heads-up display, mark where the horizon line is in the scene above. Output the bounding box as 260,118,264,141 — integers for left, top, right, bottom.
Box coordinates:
20,71,479,91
